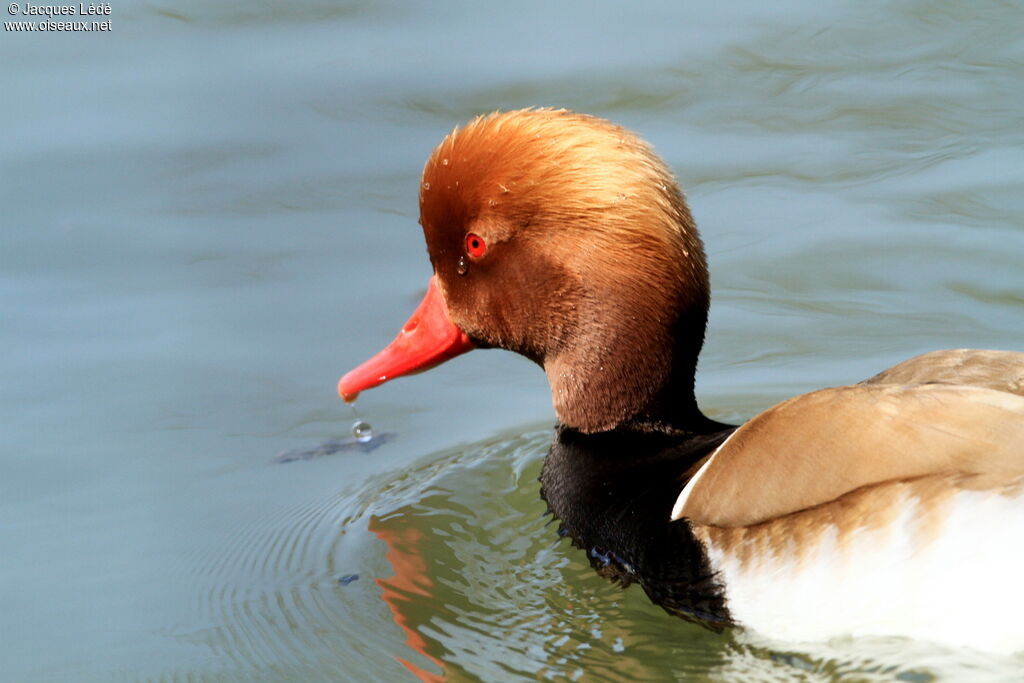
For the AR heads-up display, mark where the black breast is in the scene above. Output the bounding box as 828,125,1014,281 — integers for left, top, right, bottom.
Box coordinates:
539,424,736,629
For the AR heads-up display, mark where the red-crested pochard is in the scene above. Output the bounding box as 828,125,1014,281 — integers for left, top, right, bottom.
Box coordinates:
339,109,1024,651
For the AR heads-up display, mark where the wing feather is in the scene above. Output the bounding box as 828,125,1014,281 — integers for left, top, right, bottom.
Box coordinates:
674,378,1024,527
862,348,1024,396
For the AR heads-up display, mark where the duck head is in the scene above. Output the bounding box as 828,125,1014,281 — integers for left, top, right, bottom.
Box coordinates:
339,109,712,433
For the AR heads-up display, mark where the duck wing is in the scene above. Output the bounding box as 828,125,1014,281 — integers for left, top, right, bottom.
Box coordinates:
673,350,1024,527
862,348,1024,396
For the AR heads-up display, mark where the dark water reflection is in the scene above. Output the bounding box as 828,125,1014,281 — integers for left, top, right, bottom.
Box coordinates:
3,0,1023,679
298,431,1018,681
346,432,732,681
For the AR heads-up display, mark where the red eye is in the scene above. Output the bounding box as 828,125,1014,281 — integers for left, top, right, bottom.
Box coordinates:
466,233,486,258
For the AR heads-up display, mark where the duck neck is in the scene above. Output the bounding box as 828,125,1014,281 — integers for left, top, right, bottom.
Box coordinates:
545,289,717,435
622,310,717,434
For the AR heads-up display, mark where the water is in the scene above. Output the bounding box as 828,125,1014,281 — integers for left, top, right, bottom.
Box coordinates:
2,1,1023,680
351,419,373,443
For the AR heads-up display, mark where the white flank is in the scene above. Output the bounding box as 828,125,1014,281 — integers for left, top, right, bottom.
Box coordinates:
702,487,1024,653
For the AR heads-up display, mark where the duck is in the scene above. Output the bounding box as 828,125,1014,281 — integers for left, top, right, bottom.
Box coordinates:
338,108,1024,652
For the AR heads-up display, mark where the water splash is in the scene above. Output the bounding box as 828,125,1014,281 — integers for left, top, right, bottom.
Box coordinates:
351,420,373,443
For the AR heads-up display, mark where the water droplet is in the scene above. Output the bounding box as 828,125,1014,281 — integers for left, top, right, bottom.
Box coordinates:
422,182,430,191
351,420,373,443
488,199,496,207
442,158,449,165
456,256,468,276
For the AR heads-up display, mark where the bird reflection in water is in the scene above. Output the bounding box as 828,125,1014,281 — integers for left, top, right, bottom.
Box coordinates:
368,515,446,682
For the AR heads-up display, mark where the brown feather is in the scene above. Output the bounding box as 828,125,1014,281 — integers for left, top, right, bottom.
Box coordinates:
676,381,1024,527
418,109,711,432
862,348,1024,397
690,473,1022,569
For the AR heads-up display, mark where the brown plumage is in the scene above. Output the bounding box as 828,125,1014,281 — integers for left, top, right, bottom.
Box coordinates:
862,348,1024,396
339,108,1024,646
674,381,1024,527
689,472,1009,570
353,107,1024,526
418,109,710,432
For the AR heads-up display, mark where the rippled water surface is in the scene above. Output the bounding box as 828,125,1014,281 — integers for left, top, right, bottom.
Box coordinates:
3,1,1023,680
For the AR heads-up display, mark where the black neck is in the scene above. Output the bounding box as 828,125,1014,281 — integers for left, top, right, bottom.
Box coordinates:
539,422,736,627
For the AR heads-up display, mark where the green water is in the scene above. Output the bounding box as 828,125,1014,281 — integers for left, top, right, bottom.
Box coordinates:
2,0,1023,679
